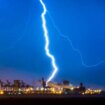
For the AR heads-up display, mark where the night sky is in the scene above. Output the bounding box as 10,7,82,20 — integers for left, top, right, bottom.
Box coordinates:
0,0,105,89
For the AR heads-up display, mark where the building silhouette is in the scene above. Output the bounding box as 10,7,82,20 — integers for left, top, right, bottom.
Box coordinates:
42,78,46,88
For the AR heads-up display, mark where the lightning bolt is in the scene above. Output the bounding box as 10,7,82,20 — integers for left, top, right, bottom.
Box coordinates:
39,0,58,84
47,12,105,68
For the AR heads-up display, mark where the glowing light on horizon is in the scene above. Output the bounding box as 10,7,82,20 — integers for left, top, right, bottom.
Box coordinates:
39,0,58,84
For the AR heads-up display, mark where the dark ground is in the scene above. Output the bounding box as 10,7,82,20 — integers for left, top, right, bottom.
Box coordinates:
0,95,105,105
